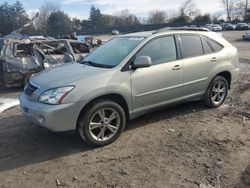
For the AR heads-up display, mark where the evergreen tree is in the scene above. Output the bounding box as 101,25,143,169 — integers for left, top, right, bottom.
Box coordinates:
89,5,103,28
0,1,30,35
0,2,14,35
13,1,29,29
47,11,73,35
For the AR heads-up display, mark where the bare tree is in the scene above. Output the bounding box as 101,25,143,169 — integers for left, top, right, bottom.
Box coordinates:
221,0,236,21
179,0,199,18
166,9,178,21
235,0,249,20
35,2,60,33
115,9,130,18
108,9,140,26
147,10,167,24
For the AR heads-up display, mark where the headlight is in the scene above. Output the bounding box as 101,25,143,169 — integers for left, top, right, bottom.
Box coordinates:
39,86,74,104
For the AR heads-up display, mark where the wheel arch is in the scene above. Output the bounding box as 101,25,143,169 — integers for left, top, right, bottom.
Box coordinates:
216,71,232,89
76,93,130,126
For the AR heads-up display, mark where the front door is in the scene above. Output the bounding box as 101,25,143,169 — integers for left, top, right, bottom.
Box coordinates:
131,36,183,113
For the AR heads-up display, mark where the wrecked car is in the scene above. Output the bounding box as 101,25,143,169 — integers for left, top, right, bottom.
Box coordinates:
0,37,90,87
0,37,44,87
36,39,90,67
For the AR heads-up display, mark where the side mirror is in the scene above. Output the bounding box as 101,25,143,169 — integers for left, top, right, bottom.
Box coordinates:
132,56,152,69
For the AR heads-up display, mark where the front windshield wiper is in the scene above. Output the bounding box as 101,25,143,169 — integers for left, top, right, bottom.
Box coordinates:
80,60,114,68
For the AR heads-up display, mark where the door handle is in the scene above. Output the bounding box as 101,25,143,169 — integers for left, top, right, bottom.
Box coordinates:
172,65,181,70
211,57,217,62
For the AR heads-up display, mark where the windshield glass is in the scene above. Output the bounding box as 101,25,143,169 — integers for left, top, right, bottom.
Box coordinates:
82,37,144,68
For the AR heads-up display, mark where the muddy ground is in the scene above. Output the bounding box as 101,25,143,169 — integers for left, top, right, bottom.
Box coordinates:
0,31,249,188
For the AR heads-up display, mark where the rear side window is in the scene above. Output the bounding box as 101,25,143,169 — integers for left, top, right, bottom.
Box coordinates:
201,37,213,54
136,36,177,65
205,37,223,52
180,35,203,58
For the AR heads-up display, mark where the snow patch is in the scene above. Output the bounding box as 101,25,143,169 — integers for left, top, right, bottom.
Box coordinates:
0,98,20,113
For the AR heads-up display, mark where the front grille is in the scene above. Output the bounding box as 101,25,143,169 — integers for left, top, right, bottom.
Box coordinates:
25,82,38,96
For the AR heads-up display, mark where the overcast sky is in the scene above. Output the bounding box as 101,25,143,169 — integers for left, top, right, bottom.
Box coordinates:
1,0,224,19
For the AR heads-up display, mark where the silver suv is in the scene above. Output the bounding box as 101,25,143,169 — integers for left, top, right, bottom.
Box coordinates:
20,29,239,147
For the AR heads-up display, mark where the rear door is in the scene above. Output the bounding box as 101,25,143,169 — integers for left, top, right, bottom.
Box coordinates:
131,35,183,113
179,34,217,98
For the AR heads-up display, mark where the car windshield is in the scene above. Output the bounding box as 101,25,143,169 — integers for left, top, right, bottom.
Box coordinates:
81,37,144,68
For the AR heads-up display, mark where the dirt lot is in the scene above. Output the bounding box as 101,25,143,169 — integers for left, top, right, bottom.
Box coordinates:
0,31,249,188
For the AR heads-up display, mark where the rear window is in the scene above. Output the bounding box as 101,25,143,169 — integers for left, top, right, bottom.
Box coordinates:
205,37,223,52
180,35,203,58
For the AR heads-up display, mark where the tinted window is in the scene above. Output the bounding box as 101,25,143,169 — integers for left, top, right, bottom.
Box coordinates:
136,36,177,65
180,35,203,58
201,37,213,54
205,37,223,52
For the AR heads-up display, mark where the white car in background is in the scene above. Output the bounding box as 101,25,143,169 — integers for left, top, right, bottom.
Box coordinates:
242,32,250,40
212,24,223,31
204,24,213,30
204,24,222,31
112,30,120,35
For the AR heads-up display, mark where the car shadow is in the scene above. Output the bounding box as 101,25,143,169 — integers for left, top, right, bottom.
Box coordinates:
0,114,93,172
126,101,208,131
235,39,250,42
0,101,208,172
235,164,250,188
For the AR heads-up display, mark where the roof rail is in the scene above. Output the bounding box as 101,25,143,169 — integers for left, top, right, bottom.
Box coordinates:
155,27,210,33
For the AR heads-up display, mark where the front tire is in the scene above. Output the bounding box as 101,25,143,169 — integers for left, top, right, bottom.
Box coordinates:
203,76,228,108
77,100,126,147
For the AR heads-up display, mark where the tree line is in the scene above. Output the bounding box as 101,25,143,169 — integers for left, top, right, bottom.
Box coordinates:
0,0,250,36
221,0,250,21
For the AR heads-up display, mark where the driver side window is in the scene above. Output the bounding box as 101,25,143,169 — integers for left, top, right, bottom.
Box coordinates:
136,36,177,65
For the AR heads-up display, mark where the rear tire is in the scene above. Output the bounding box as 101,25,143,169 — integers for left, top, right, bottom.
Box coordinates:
77,99,126,147
203,76,228,108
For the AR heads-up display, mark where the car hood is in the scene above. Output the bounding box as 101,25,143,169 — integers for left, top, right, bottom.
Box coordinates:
30,62,110,86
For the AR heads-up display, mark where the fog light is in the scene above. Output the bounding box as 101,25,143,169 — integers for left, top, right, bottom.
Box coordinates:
38,115,45,124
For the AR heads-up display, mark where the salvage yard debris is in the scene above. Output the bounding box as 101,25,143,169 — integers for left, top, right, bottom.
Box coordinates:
0,36,90,87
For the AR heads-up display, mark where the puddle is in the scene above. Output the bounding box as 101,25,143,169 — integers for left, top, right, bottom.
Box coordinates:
0,98,20,113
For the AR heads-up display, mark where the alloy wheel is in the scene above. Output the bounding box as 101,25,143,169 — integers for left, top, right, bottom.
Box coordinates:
88,108,121,142
211,80,227,105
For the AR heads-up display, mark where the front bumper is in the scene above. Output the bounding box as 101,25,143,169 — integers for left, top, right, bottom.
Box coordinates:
19,93,80,132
